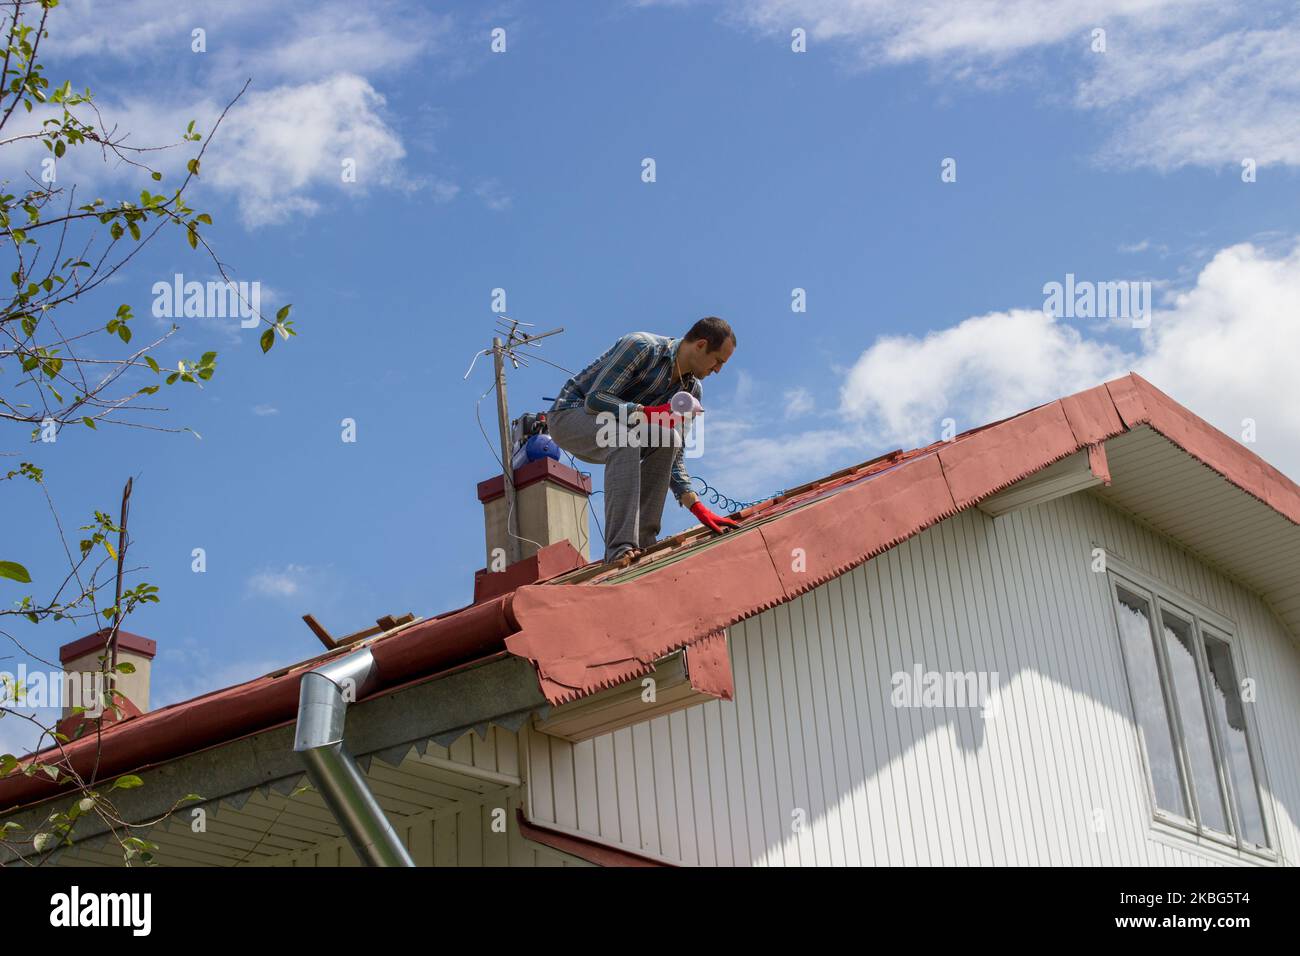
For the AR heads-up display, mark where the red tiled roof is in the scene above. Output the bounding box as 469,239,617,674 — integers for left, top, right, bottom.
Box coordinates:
4,372,1296,812
504,373,1300,705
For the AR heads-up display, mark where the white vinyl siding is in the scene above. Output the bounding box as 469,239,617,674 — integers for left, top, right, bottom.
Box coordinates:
524,491,1300,866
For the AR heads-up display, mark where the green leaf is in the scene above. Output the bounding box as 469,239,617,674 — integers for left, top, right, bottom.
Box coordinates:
144,355,160,373
0,561,32,584
151,170,162,181
276,304,292,321
186,226,197,249
110,774,144,791
260,328,274,353
115,662,136,674
81,416,96,430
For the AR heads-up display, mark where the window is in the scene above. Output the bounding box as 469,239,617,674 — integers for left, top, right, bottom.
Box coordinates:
1109,569,1270,854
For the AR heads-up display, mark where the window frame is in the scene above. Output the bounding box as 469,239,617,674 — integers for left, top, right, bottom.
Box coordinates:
1105,557,1274,860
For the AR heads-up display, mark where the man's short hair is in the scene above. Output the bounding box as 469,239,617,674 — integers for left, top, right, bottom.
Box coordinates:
684,316,736,351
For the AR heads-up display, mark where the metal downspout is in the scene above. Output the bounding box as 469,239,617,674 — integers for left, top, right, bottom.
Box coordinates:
293,648,414,867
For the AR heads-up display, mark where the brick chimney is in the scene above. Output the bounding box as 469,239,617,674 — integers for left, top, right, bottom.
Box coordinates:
474,458,592,601
58,629,156,724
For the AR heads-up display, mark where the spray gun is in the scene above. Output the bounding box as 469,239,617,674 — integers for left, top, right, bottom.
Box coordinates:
670,391,703,416
645,390,703,426
641,390,703,440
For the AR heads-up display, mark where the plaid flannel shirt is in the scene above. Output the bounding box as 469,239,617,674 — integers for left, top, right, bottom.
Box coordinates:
551,332,701,502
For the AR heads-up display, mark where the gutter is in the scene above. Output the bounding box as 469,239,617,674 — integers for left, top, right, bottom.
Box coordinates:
293,647,414,867
0,596,518,813
515,810,674,867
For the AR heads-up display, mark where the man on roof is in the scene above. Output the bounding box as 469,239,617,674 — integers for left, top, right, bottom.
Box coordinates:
548,317,740,565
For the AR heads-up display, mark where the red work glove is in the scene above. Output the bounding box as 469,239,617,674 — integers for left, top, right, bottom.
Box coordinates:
640,403,682,429
690,501,740,534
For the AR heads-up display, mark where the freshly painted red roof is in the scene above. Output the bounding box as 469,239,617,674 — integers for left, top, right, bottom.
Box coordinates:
505,373,1300,705
4,372,1296,812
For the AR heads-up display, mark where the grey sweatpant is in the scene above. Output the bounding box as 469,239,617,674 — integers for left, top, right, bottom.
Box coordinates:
548,406,678,559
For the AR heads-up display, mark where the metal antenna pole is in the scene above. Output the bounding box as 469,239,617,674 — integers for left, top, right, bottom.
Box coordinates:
493,335,522,564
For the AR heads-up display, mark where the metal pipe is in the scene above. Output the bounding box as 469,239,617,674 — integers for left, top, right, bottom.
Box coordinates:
493,335,522,564
293,648,414,867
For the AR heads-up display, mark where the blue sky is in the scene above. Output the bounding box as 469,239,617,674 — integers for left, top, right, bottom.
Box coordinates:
4,0,1300,755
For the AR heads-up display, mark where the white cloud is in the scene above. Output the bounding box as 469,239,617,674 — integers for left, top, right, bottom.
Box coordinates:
49,0,256,60
243,3,451,83
783,386,816,418
50,0,447,80
33,0,456,227
1134,242,1300,460
731,0,1205,63
708,1,1300,170
206,74,408,227
251,404,279,416
701,416,864,500
840,240,1300,477
729,368,758,405
247,564,312,598
704,240,1300,498
151,640,284,709
31,74,410,228
838,308,1131,445
431,180,461,203
1077,19,1300,170
474,178,514,212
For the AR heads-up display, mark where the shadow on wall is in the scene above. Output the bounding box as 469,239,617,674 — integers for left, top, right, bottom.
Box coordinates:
544,492,1296,866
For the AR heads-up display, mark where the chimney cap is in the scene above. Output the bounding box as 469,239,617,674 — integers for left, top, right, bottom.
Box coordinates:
477,457,592,503
59,628,157,664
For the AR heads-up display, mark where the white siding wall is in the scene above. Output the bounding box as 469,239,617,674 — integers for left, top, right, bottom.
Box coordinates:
524,492,1300,866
